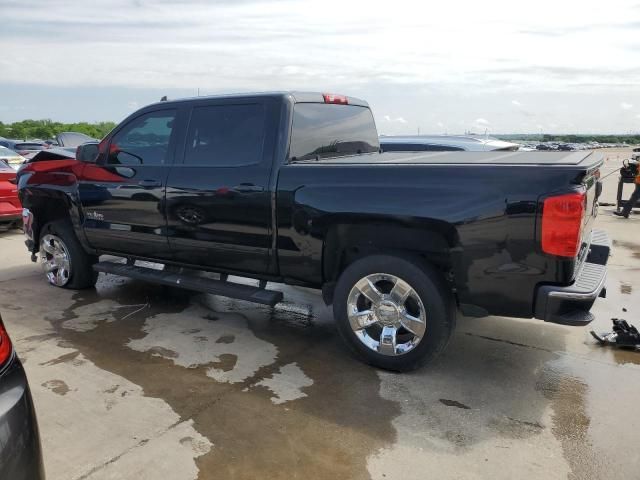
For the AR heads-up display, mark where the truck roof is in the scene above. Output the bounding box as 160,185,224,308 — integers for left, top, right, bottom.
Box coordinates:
146,91,370,109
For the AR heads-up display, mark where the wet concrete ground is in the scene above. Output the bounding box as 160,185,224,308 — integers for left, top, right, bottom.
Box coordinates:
1,153,639,479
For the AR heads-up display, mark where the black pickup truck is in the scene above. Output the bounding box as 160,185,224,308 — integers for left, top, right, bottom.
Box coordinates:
17,92,609,370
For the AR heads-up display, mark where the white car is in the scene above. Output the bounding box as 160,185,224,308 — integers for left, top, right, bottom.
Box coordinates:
0,146,25,170
380,135,521,152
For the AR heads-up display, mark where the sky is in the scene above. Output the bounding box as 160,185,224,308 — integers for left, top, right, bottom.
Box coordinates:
1,0,640,134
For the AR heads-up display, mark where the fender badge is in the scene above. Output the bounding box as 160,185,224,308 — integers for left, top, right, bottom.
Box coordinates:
86,211,105,221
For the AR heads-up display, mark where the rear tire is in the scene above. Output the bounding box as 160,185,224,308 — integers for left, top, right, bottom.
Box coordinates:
333,254,455,371
40,220,98,289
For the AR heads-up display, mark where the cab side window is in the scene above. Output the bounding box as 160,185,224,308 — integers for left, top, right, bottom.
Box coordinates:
184,103,266,167
108,110,177,165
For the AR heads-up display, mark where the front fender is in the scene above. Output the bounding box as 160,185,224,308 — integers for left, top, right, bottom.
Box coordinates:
17,164,88,254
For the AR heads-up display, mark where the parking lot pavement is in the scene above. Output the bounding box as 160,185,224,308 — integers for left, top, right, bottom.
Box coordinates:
1,156,639,480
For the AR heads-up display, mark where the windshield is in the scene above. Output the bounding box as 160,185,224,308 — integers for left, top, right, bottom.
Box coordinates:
14,143,45,151
57,132,97,147
0,147,19,157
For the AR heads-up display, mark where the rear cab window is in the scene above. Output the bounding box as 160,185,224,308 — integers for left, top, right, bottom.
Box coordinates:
288,103,379,161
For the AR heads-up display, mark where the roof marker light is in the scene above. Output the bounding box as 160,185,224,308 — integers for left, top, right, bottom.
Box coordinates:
323,94,349,105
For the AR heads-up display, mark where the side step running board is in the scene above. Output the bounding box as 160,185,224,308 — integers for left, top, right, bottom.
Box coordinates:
93,261,283,306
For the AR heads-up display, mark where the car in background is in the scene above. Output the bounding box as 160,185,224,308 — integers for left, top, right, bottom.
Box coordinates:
0,315,45,479
0,141,46,161
379,135,520,152
13,142,46,160
0,146,25,170
0,160,22,227
536,144,554,151
557,144,575,151
53,132,98,148
45,132,99,149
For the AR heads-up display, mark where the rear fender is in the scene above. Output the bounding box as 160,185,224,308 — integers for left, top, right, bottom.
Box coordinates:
322,221,458,299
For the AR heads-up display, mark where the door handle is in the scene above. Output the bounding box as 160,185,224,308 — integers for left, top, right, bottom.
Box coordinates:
138,179,161,188
233,184,264,193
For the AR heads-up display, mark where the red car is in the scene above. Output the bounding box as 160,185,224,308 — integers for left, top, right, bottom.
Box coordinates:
0,160,21,227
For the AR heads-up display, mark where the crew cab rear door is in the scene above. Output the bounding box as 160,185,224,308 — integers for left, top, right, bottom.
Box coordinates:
164,97,278,275
79,108,180,259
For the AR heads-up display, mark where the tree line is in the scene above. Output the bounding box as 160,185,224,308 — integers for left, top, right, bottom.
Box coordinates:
0,120,117,141
2,119,638,146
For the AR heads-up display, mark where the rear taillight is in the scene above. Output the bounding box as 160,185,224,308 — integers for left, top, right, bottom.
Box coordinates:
541,192,586,257
323,93,349,105
0,320,13,367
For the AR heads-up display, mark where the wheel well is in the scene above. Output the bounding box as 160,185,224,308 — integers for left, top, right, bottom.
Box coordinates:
30,199,71,253
322,223,456,301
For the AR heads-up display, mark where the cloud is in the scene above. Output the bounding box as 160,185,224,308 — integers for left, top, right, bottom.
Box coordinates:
437,121,444,127
621,102,633,110
475,118,490,126
1,0,640,132
383,115,407,124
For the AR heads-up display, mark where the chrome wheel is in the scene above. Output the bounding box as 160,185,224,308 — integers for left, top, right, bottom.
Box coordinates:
40,234,72,286
347,273,426,356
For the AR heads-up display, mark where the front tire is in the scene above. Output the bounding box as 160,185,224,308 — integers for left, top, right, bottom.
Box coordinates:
333,255,455,371
40,220,98,289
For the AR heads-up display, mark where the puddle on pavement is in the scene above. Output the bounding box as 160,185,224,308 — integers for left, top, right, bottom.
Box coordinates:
41,379,70,396
536,365,605,479
5,273,630,479
439,399,470,410
608,347,640,366
612,240,640,260
45,276,399,480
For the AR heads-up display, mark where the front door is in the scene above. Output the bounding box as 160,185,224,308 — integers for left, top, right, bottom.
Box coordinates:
165,99,276,275
79,108,178,259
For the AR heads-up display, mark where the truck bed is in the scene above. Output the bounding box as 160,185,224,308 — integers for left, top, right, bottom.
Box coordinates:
293,150,603,166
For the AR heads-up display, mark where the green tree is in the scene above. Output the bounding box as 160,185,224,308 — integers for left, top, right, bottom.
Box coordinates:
0,119,117,141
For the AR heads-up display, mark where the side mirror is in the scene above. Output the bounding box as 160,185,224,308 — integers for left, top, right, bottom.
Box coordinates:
76,142,100,163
